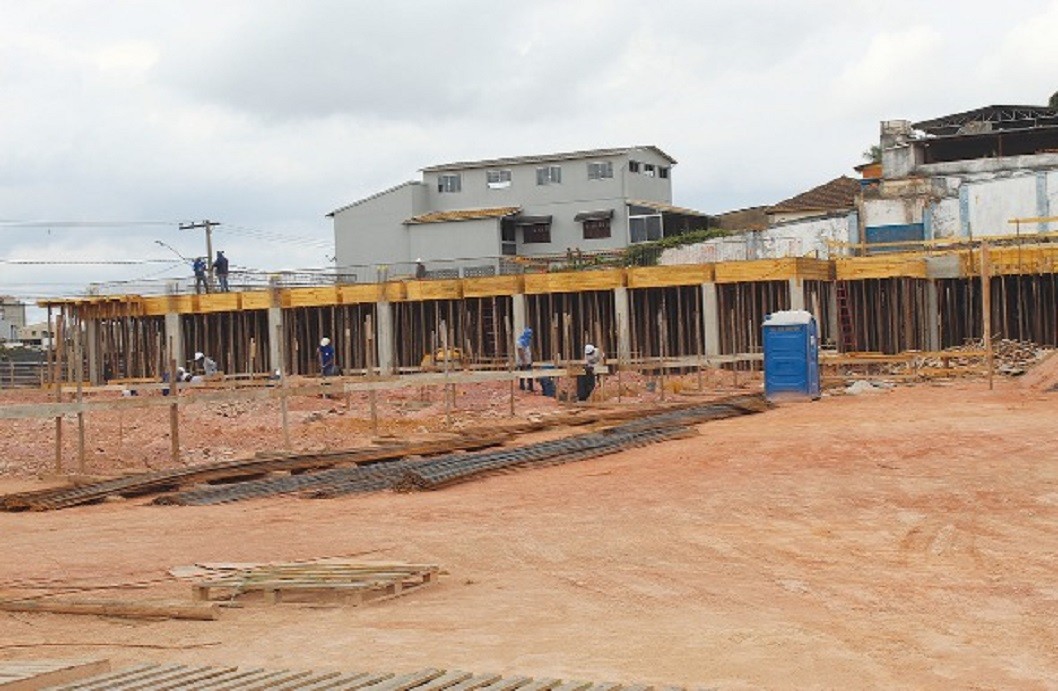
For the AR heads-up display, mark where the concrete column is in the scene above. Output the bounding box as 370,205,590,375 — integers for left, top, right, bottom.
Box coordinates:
701,281,720,357
788,277,806,312
375,300,395,375
827,288,839,348
613,286,631,364
164,312,184,368
267,307,283,373
86,319,100,385
926,280,941,352
511,293,527,340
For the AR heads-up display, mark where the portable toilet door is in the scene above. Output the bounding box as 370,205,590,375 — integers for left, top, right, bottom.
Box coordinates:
762,310,820,401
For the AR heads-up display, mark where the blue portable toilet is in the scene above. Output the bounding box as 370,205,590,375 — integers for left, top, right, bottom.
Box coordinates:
762,310,820,401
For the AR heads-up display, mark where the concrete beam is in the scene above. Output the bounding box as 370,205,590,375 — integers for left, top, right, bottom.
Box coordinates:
375,301,395,375
926,280,941,351
86,320,100,385
702,281,720,357
267,307,282,373
788,277,806,312
613,286,631,364
511,293,527,341
164,312,184,368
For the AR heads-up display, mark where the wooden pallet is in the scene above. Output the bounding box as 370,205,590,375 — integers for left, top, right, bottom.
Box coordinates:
191,562,440,605
28,664,686,691
0,658,109,690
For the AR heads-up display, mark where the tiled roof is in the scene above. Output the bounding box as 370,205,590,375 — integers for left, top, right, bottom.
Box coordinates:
405,206,521,225
422,146,677,172
766,176,859,215
327,181,423,217
628,200,710,217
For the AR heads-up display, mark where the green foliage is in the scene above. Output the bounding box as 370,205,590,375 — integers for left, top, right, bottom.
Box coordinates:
1050,90,1058,109
621,227,730,267
862,144,882,163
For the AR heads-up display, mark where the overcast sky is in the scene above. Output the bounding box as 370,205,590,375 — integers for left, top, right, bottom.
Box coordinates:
2,0,1057,316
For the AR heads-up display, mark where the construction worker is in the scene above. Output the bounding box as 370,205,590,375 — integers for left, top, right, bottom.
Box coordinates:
516,327,534,391
214,251,230,292
194,351,218,376
192,257,209,294
318,337,337,376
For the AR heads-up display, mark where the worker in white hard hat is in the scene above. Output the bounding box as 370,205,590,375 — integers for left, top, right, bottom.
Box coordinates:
415,258,426,279
193,351,218,376
318,337,337,376
579,344,603,401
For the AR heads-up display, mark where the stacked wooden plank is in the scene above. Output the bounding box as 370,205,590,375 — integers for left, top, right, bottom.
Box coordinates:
24,664,685,691
191,562,440,605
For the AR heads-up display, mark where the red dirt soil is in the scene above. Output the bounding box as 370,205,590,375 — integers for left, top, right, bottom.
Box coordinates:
1,374,1057,688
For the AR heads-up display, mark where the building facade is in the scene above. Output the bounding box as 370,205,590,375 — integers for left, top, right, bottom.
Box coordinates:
329,146,710,278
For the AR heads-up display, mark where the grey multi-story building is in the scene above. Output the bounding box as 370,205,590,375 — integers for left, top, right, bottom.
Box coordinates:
328,146,710,278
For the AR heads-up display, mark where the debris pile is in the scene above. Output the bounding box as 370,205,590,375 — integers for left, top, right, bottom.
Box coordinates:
881,339,1051,378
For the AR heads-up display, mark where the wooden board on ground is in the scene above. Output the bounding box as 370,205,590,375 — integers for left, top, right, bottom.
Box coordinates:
191,561,441,606
0,658,110,690
15,664,684,691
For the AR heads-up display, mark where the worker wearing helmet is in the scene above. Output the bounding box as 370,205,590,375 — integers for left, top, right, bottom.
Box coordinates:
318,337,337,376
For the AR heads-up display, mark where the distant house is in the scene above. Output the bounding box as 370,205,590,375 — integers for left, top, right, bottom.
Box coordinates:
867,104,1058,245
0,297,27,343
328,146,711,278
663,177,859,264
17,322,51,348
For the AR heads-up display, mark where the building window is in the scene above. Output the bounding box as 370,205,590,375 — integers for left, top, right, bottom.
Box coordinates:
629,213,663,243
522,223,552,243
501,221,517,255
643,163,656,177
487,169,512,189
629,160,640,173
438,174,461,193
536,165,562,185
582,218,611,239
587,161,613,180
659,166,669,179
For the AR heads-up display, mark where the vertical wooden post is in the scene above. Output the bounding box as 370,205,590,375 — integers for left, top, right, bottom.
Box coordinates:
506,315,515,417
53,313,64,474
366,314,378,437
277,324,290,450
981,241,993,391
75,323,86,474
168,337,180,465
441,319,451,429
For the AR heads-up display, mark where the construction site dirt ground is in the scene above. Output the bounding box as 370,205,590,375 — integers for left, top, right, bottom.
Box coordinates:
1,371,1058,689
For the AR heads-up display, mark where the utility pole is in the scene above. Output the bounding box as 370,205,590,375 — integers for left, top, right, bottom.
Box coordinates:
180,220,220,288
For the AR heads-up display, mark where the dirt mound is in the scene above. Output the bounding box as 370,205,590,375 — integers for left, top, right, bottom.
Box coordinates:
1018,350,1058,391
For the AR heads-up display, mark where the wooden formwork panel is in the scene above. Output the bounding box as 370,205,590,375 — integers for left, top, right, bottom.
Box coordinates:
340,284,382,304
194,293,241,313
380,281,407,302
835,255,928,280
283,287,339,308
626,264,713,288
238,291,272,310
963,245,1058,276
406,279,463,301
462,274,523,297
714,257,806,283
141,295,174,316
523,268,624,294
793,257,834,281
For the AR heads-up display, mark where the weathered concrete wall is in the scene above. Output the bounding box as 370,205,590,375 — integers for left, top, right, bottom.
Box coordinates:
660,212,856,264
964,175,1038,237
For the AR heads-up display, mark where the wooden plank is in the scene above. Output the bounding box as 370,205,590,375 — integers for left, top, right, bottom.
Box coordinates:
523,269,624,294
834,255,927,280
714,258,800,283
357,669,444,691
0,599,219,621
626,265,712,289
285,287,339,309
340,284,383,304
285,671,376,691
462,275,523,297
239,291,273,310
0,659,110,691
439,675,504,691
380,282,406,302
473,677,532,691
406,279,463,301
194,293,241,313
405,671,474,691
